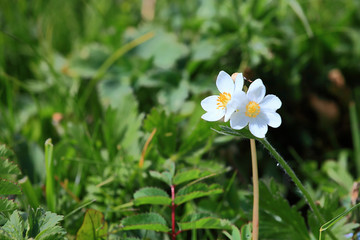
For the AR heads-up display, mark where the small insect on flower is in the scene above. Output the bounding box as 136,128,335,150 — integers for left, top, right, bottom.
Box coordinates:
201,71,244,122
229,79,282,138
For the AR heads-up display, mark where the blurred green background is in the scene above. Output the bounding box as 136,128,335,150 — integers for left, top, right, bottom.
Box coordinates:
1,0,360,239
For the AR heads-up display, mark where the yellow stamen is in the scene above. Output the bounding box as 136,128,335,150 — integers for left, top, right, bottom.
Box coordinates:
245,101,260,118
216,92,231,109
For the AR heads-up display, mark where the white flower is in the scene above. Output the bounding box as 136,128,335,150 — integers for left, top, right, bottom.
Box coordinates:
229,79,282,138
201,71,244,122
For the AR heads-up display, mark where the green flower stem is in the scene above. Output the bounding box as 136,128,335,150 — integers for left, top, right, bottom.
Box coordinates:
250,139,259,240
258,138,337,240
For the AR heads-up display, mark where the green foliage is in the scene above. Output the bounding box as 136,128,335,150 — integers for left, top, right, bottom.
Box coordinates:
1,0,360,239
319,202,360,239
121,164,230,238
175,183,223,205
76,209,108,240
120,213,170,232
178,214,232,231
0,208,66,240
259,180,310,240
0,145,21,213
133,187,171,206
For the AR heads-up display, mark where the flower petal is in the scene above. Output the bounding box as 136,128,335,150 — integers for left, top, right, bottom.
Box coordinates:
260,94,282,111
234,72,244,93
230,112,249,130
225,91,247,122
216,71,234,94
201,109,225,122
263,111,282,128
224,106,236,122
247,79,266,103
249,117,268,138
201,95,220,112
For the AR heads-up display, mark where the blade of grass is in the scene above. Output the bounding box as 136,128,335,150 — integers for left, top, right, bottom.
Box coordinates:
18,176,40,209
64,199,96,219
319,202,360,240
288,0,314,38
45,138,56,212
349,101,360,177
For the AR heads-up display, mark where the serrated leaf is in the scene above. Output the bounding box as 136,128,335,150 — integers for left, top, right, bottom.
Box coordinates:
178,217,232,231
173,169,212,185
26,208,66,240
1,210,24,240
0,198,17,212
0,145,14,159
133,187,171,206
0,179,21,195
0,158,20,176
175,183,223,205
149,170,172,186
76,209,108,240
259,180,310,240
121,213,170,232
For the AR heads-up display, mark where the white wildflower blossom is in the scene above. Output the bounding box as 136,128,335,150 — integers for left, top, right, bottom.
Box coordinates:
229,79,282,138
201,71,244,122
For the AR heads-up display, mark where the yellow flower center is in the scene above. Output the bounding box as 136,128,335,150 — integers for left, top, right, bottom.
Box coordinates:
245,101,260,118
216,92,231,109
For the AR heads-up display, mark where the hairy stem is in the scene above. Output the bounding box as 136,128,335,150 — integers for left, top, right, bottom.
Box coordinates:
259,138,337,240
250,139,259,240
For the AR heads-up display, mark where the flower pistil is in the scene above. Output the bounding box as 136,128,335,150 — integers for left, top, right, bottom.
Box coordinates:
245,101,260,118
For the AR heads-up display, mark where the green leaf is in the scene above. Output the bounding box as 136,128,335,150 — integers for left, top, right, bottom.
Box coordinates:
240,223,252,240
1,210,24,240
175,183,223,205
0,145,14,159
0,158,20,176
26,208,66,240
121,213,170,232
143,108,178,158
214,125,257,139
178,216,232,231
133,187,171,206
0,179,21,195
149,170,173,186
259,180,310,240
173,169,211,185
231,225,241,240
136,29,189,69
76,209,108,240
0,198,17,212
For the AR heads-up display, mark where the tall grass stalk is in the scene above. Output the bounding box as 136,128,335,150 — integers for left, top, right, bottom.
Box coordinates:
349,102,360,177
19,176,39,209
45,138,56,212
